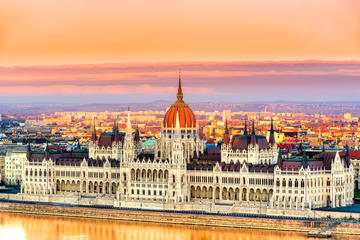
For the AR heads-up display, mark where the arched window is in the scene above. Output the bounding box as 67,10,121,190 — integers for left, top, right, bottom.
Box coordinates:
172,175,176,183
124,173,127,181
282,179,286,187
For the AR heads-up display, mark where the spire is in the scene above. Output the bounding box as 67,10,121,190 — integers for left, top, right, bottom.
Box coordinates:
45,140,49,152
26,141,32,160
277,147,283,168
91,117,97,142
27,141,31,152
250,121,257,145
45,140,50,160
345,145,350,167
269,118,275,145
251,120,255,135
134,124,140,143
225,120,229,134
77,138,81,149
223,120,230,145
126,106,132,133
243,120,248,135
270,118,274,133
302,148,308,168
113,116,118,133
177,70,183,102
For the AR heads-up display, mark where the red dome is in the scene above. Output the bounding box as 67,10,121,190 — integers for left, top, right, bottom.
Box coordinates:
163,75,196,128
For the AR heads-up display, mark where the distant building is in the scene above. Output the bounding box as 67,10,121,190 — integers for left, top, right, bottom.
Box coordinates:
0,155,5,183
5,148,27,186
222,110,231,122
344,113,352,121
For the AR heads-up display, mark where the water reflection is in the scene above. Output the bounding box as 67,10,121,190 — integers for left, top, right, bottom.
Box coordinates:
0,212,352,240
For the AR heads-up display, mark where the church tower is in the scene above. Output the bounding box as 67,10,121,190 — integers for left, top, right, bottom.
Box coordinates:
123,107,135,163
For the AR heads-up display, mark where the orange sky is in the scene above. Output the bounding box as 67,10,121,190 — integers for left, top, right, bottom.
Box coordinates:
1,0,360,65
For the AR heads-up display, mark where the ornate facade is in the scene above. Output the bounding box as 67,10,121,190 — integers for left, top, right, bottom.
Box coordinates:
21,75,354,213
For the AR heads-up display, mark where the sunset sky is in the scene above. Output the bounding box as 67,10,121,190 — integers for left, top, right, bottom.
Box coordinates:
0,0,359,103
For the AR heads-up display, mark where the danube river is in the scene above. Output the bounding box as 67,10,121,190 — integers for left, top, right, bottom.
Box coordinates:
0,212,355,240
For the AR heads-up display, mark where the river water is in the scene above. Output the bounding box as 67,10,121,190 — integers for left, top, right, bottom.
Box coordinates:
0,212,356,240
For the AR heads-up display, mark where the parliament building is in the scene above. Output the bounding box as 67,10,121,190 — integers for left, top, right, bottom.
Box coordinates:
21,75,354,215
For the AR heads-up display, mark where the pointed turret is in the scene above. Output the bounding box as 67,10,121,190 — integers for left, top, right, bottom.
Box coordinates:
27,141,31,152
113,116,121,143
225,120,229,134
251,120,255,135
243,120,248,135
26,141,32,160
345,145,350,167
112,116,118,133
250,121,257,145
45,140,50,160
134,124,140,143
277,147,283,168
269,118,275,145
77,138,81,150
224,120,230,145
91,117,97,142
177,70,183,102
301,148,308,168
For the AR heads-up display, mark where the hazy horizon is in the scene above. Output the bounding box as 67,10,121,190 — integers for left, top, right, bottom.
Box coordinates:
1,61,360,104
1,1,359,104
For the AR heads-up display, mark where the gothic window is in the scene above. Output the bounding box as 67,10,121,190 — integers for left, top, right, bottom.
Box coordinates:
172,175,175,183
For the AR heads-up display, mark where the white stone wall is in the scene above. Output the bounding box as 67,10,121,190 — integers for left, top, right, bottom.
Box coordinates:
5,150,27,186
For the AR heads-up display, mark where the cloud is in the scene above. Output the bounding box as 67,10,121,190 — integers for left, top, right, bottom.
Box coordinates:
0,61,359,103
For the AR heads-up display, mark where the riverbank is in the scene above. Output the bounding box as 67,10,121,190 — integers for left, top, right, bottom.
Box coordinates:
0,201,359,236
